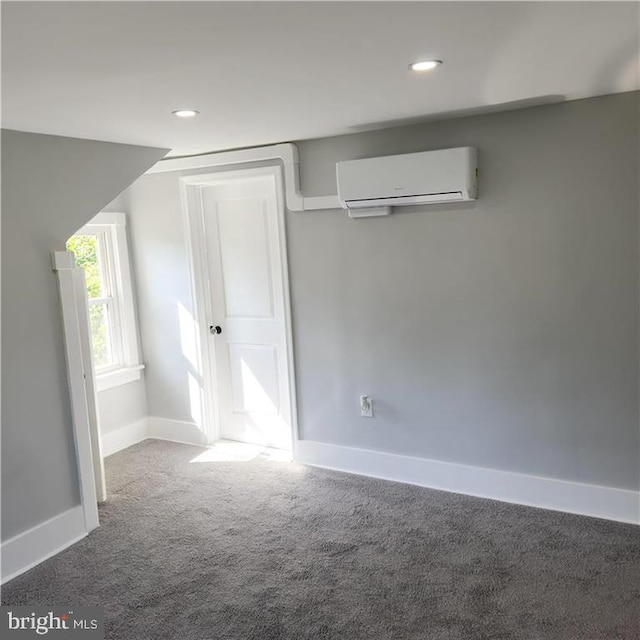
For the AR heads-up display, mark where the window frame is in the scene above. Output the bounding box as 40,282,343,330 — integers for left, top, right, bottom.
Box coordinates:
71,211,144,391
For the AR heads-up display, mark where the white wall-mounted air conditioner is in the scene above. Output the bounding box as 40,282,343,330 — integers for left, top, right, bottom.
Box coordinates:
336,147,477,213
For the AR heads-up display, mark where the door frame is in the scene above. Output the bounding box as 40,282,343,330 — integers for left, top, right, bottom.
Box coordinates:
179,165,299,451
52,251,101,532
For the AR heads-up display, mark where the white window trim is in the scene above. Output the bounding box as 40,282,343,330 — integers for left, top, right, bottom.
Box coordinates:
74,211,144,391
95,364,145,392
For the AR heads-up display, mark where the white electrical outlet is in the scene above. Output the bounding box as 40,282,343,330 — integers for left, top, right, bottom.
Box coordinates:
360,395,373,418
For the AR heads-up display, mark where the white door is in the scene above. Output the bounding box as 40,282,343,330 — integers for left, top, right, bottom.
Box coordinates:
182,167,295,450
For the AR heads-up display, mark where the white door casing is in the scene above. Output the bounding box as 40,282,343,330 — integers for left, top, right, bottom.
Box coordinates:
180,166,297,450
52,251,101,531
73,264,107,503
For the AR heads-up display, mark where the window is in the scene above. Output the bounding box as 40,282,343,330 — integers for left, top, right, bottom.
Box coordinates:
66,212,143,391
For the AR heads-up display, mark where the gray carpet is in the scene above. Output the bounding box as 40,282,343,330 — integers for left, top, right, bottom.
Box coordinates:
2,439,639,639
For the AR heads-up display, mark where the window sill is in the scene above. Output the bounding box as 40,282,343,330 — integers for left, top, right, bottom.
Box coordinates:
96,365,145,392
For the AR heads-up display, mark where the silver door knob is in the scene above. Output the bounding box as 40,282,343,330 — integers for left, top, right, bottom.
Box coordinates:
209,325,222,335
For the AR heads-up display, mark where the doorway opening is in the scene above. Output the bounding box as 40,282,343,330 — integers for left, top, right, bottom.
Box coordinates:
181,165,297,452
61,164,297,518
64,211,145,505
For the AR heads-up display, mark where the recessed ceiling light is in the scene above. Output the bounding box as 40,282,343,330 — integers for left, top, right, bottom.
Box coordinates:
172,109,199,118
409,60,442,72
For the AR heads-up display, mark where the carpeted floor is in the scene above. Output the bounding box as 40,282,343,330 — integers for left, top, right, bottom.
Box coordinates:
2,439,639,639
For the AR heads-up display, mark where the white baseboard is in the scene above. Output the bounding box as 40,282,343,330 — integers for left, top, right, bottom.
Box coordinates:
101,417,209,457
147,417,209,447
1,506,87,584
101,418,150,457
295,440,640,525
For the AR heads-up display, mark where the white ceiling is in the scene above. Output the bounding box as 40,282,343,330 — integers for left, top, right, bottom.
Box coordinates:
2,1,639,157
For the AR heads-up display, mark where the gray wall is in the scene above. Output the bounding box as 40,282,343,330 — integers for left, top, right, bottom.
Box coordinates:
96,379,148,435
123,91,639,491
292,92,639,490
123,174,196,423
1,130,166,540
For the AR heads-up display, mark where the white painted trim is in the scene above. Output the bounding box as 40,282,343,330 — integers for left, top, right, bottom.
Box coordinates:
148,145,299,175
72,212,144,376
52,250,75,270
1,506,87,584
179,166,298,450
101,417,210,458
179,176,221,444
73,266,106,503
272,168,301,453
295,440,640,525
147,143,341,212
111,217,143,371
147,417,209,447
52,252,100,532
96,364,144,392
100,418,150,458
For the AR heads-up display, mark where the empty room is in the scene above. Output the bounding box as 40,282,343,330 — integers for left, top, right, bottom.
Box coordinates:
1,1,639,639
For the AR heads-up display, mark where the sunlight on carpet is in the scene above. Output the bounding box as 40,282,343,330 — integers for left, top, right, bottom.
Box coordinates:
189,440,292,463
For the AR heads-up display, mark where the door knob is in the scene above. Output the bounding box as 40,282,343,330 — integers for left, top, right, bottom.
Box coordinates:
209,325,222,335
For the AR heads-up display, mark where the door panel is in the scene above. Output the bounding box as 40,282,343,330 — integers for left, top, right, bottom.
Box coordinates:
229,344,280,415
216,198,274,319
195,172,292,450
